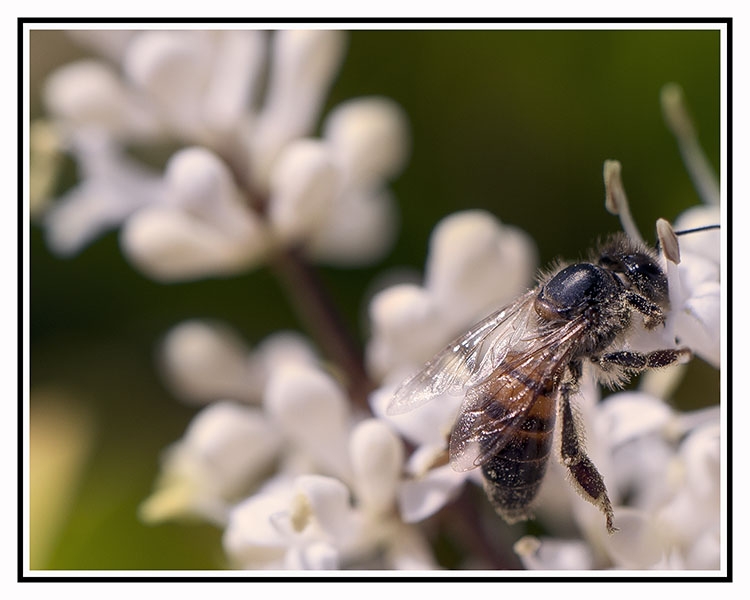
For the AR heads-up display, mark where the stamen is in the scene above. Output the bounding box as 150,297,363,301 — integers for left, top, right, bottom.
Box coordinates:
660,83,720,206
655,218,682,349
656,218,681,265
603,160,644,244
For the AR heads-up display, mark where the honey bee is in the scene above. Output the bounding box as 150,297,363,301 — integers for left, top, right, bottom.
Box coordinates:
388,233,692,533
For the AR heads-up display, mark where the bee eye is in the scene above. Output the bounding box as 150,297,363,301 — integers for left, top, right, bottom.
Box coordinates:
631,258,661,277
620,254,669,304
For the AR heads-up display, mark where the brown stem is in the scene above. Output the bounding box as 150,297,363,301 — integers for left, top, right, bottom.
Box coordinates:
442,486,522,570
269,246,374,409
214,141,375,409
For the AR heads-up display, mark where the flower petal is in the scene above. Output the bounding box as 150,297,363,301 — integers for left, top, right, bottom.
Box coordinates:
250,30,347,189
223,483,292,568
595,392,673,448
293,475,354,540
164,147,260,239
397,464,466,523
602,507,665,568
285,542,340,570
268,139,339,243
514,535,595,570
201,31,267,133
44,59,158,138
366,283,447,378
674,278,721,367
370,382,461,449
324,96,410,187
124,31,212,137
140,402,280,525
43,132,163,256
120,205,268,281
673,204,720,265
349,419,404,515
265,364,352,479
159,320,256,404
308,186,399,266
425,210,537,328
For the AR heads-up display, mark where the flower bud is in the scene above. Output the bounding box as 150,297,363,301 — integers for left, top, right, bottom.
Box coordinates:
160,320,254,404
426,210,536,327
324,96,410,187
350,419,403,515
268,139,338,243
250,30,347,189
265,364,351,479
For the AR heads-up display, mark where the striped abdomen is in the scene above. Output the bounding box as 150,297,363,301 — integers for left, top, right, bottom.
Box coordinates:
479,364,557,524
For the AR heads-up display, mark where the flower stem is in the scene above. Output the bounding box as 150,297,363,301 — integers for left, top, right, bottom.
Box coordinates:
217,143,375,409
269,247,374,409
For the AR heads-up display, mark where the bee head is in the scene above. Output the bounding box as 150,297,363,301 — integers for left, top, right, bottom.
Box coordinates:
598,249,669,306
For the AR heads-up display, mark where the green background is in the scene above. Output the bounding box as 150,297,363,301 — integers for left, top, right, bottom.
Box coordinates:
29,27,721,570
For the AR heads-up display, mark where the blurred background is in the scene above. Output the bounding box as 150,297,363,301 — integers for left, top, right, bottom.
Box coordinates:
28,27,721,570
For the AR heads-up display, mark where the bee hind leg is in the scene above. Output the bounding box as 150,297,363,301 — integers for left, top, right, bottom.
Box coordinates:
558,376,617,534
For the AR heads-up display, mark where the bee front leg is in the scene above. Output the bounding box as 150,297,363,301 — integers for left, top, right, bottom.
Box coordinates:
558,375,617,534
624,291,666,329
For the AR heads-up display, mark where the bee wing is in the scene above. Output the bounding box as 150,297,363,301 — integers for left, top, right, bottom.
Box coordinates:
387,290,538,416
448,317,587,472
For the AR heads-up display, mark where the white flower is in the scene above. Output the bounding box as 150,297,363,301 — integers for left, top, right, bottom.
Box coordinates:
41,30,410,279
121,146,271,280
44,59,161,140
306,97,410,265
149,318,439,569
669,205,721,367
222,419,437,570
43,131,164,256
123,30,267,143
346,418,438,569
223,475,359,570
265,362,354,481
139,401,281,526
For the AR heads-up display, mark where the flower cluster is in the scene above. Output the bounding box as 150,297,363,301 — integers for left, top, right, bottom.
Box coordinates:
36,30,721,571
39,30,409,280
137,209,537,569
143,324,438,568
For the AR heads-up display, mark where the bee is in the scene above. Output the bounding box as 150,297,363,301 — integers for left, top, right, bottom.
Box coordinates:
388,233,692,533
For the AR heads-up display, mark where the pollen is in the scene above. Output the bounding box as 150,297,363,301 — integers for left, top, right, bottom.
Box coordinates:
289,493,313,532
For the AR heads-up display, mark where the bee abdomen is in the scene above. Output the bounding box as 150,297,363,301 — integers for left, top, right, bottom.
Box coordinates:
480,398,556,524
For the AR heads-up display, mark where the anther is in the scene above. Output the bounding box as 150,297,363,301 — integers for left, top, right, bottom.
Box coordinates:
656,218,681,265
603,160,644,244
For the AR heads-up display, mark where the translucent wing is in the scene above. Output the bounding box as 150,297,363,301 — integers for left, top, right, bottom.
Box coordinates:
387,290,538,416
448,317,588,472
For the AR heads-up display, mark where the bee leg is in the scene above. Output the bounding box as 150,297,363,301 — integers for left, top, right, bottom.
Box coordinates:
596,347,692,372
623,291,666,329
558,373,617,534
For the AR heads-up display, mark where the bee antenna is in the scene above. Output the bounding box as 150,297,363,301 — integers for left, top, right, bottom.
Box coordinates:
673,224,720,237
